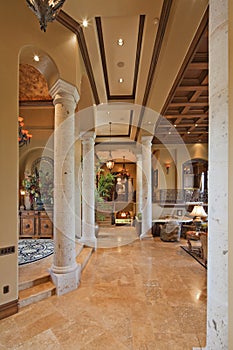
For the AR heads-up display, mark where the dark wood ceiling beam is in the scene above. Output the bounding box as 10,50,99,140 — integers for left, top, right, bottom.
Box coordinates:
179,130,208,135
190,90,202,102
165,113,208,119
181,106,191,114
176,85,208,91
189,62,208,69
200,73,208,85
170,102,208,107
160,8,208,117
176,123,208,127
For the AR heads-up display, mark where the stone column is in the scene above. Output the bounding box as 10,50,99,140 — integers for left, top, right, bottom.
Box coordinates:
49,79,80,295
80,131,96,247
193,1,229,349
136,153,143,215
75,139,82,239
141,136,153,239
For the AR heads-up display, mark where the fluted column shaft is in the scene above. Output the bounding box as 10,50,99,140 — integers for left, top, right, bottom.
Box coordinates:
49,79,80,295
80,131,96,246
141,136,153,238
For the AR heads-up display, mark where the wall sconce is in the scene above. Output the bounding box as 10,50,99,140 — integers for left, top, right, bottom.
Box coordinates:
165,163,171,174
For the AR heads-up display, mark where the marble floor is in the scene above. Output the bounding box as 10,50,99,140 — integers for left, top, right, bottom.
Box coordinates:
0,227,207,349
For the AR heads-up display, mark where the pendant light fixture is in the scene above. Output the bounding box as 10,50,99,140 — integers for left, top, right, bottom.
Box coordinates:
26,0,66,32
106,122,115,171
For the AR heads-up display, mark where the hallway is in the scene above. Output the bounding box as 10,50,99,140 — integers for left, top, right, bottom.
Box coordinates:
0,230,207,349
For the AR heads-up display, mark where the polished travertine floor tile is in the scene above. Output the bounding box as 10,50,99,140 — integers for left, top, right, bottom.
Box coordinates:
0,227,207,349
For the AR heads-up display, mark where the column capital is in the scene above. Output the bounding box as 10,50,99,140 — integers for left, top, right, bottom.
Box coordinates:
80,131,96,143
141,135,153,146
49,79,80,105
136,153,142,162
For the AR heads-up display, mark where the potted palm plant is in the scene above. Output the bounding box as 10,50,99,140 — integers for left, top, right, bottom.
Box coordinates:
95,170,116,235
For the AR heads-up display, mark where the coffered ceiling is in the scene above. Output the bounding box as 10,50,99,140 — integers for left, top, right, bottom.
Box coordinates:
19,0,209,147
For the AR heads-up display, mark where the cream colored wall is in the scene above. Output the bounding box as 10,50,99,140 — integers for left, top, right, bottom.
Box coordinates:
152,143,208,190
152,143,208,218
0,3,84,306
229,0,233,345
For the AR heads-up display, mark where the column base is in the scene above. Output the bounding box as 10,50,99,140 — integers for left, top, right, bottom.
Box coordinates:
50,264,81,296
78,237,97,248
140,228,153,239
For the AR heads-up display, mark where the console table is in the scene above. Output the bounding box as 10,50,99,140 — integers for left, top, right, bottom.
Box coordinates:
19,210,53,238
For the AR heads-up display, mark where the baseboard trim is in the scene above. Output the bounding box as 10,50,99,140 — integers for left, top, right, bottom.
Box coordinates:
0,299,18,320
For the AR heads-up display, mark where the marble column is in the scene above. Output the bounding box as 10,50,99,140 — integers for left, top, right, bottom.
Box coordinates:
141,136,153,239
80,131,96,247
194,1,229,349
136,153,143,215
49,79,80,296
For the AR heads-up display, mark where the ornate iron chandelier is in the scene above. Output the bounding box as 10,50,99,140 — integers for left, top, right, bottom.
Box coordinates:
18,116,32,147
26,0,66,32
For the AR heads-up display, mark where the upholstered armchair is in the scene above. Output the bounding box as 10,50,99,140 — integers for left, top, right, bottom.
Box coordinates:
160,221,181,242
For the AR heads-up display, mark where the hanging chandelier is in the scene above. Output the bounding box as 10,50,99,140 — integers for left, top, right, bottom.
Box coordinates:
18,116,32,147
117,155,130,179
106,122,115,171
26,0,66,32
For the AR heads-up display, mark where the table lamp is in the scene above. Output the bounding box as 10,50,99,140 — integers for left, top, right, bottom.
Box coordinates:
190,204,208,232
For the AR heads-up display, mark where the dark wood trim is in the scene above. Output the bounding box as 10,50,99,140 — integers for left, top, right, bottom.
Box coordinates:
128,110,133,136
160,7,209,116
96,15,145,101
19,100,54,108
132,15,145,97
97,134,130,138
108,95,135,101
135,0,173,141
57,11,100,105
95,141,136,146
142,0,173,107
95,17,110,99
0,300,18,320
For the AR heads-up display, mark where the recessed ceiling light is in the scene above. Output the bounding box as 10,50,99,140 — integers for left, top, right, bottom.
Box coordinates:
117,61,125,68
153,17,160,25
195,123,198,127
82,19,88,27
174,124,176,127
187,131,191,134
117,38,124,46
118,78,124,83
33,55,40,62
168,131,171,135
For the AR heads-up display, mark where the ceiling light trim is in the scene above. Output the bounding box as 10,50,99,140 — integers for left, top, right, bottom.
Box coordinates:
95,15,145,101
134,0,173,142
56,10,100,105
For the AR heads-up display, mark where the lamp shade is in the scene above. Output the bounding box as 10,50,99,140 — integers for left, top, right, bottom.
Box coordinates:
190,205,207,218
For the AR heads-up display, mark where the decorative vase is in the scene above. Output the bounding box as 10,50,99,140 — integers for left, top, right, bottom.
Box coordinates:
95,223,99,238
29,195,34,210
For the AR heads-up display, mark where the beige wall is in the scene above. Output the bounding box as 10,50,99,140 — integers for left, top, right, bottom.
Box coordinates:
229,0,233,346
0,2,84,306
152,143,208,190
